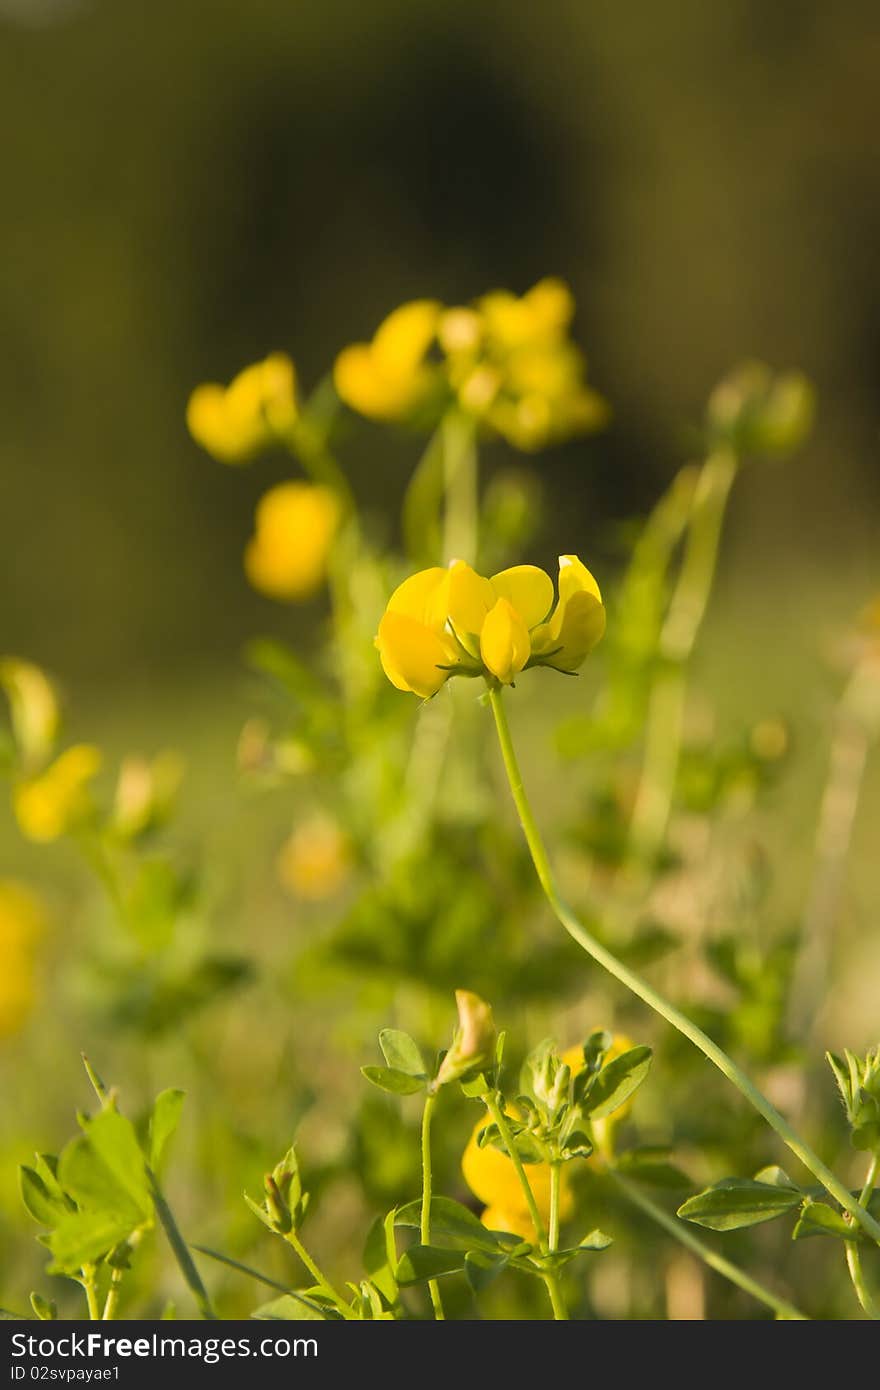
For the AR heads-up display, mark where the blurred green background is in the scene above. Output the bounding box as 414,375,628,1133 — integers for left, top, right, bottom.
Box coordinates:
2,0,880,1320
2,0,879,690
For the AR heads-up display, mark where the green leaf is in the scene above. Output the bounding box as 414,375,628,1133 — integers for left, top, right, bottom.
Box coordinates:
577,1228,614,1252
59,1108,152,1224
792,1201,855,1242
677,1178,802,1231
48,1209,143,1273
148,1089,185,1172
396,1245,465,1285
29,1293,57,1321
585,1046,652,1119
360,1066,425,1096
378,1029,427,1078
464,1249,509,1292
395,1197,509,1253
363,1213,398,1303
252,1293,329,1321
752,1165,800,1191
20,1166,67,1227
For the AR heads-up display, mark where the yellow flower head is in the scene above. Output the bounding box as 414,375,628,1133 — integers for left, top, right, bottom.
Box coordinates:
334,300,442,421
277,815,352,901
245,482,340,602
461,1110,574,1243
13,744,102,843
187,353,298,464
440,278,608,450
0,658,60,769
376,555,605,698
0,880,46,1037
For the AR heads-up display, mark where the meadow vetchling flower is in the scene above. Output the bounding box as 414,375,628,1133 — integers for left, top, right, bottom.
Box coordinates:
245,482,340,602
186,353,298,464
334,300,442,421
13,744,102,843
375,556,605,697
461,1110,574,1243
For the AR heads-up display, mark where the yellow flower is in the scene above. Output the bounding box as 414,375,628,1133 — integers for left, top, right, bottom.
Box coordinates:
461,1111,573,1243
376,556,604,697
334,300,442,421
186,353,298,464
0,881,46,1037
112,751,184,840
13,744,102,843
440,278,608,450
244,482,340,602
277,816,352,901
0,658,59,768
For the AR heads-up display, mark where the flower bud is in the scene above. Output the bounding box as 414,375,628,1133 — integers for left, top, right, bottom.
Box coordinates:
434,990,496,1089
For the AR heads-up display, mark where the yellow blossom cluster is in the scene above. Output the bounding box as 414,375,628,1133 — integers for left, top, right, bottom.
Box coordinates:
376,556,605,698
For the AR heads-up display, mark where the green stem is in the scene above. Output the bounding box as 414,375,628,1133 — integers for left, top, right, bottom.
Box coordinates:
421,1093,445,1320
282,1230,353,1320
628,447,737,862
548,1164,562,1254
101,1267,124,1321
486,685,880,1245
442,409,478,566
609,1171,808,1320
81,1267,100,1321
846,1155,879,1318
147,1171,217,1320
482,1093,568,1319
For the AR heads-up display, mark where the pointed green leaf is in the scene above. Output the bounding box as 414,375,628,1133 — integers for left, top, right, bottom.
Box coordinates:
361,1066,425,1096
20,1167,66,1228
585,1046,652,1119
678,1178,802,1231
363,1213,398,1302
396,1197,512,1253
792,1201,855,1241
378,1030,426,1078
59,1108,152,1222
464,1249,509,1292
752,1165,800,1191
252,1293,329,1320
48,1209,142,1274
396,1245,465,1285
148,1090,185,1172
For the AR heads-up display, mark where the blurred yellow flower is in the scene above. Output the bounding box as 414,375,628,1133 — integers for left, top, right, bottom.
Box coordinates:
245,482,340,602
334,300,442,421
462,1111,573,1243
376,556,605,698
13,744,102,843
0,658,60,768
277,816,352,900
440,278,607,450
112,751,184,840
186,353,298,464
0,881,46,1037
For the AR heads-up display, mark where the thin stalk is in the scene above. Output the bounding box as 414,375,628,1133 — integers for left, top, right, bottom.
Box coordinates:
281,1230,353,1320
81,1267,100,1321
101,1267,124,1321
147,1172,217,1320
846,1154,879,1319
609,1170,808,1320
788,676,872,1036
482,1093,568,1319
548,1164,562,1254
628,447,737,862
421,1092,445,1320
487,685,880,1245
442,409,478,566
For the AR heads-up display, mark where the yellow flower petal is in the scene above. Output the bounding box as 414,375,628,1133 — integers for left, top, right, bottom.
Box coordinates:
489,565,554,629
334,301,441,421
245,484,339,602
375,612,455,699
0,659,59,767
372,300,441,373
446,561,495,636
479,598,531,684
462,1114,574,1242
531,555,606,672
386,567,451,629
13,744,102,843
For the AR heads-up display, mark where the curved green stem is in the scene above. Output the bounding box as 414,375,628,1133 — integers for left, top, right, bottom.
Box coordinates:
846,1155,879,1318
282,1230,354,1320
482,1093,568,1319
486,685,880,1245
421,1093,445,1320
609,1171,808,1320
441,409,478,566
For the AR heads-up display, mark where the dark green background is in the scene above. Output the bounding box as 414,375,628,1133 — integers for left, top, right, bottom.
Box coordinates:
2,0,879,688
